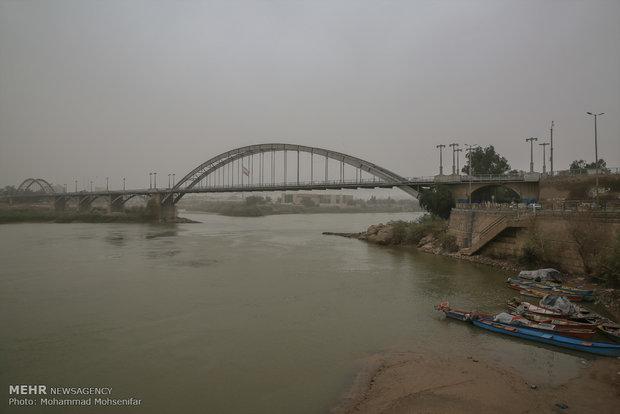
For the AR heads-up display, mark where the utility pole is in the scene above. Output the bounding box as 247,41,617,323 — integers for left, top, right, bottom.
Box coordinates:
550,121,554,176
436,144,446,175
455,148,462,175
465,144,478,205
587,112,604,206
449,143,459,175
539,142,549,174
526,137,538,173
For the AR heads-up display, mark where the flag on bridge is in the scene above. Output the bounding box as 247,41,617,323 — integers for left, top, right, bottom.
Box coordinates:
242,166,250,177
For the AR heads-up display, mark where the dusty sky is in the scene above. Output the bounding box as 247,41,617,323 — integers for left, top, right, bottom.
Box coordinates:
1,0,619,191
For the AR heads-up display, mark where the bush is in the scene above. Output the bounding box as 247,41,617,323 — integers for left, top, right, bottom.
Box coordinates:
595,232,620,287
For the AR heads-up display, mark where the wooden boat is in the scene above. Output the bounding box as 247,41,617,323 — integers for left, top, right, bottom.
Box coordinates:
506,298,598,322
436,304,595,340
519,311,598,330
597,324,620,343
507,281,586,301
471,320,620,357
507,277,594,295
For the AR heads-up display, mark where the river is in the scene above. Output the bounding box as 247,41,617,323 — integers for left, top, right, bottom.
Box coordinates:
0,212,587,413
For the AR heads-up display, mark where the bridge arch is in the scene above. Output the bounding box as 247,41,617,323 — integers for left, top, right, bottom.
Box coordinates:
166,143,418,203
17,178,55,194
470,184,521,204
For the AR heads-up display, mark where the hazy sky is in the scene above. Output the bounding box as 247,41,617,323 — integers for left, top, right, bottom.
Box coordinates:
1,0,619,190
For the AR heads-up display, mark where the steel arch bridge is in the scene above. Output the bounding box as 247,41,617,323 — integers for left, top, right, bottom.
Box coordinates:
163,143,419,204
17,178,55,194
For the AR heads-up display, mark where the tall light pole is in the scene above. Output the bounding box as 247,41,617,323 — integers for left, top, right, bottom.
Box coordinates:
550,121,554,176
149,173,152,189
436,144,446,175
449,143,459,175
172,174,175,188
465,144,478,205
168,174,172,189
74,180,78,193
587,112,604,206
106,177,109,191
123,177,126,191
153,172,157,189
539,142,549,174
455,148,462,175
526,137,538,173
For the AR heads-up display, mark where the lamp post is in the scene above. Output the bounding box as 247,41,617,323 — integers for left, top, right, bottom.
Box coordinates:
587,112,604,206
436,144,446,175
123,177,126,191
74,180,77,193
550,121,554,176
172,174,175,188
526,137,538,173
465,144,478,205
153,172,157,189
449,143,459,175
168,174,172,189
455,148,462,175
106,177,109,191
149,173,152,189
539,142,549,174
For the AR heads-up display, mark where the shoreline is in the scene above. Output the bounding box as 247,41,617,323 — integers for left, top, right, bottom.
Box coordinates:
332,350,620,414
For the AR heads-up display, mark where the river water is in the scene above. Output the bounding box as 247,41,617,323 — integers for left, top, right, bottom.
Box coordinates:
1,212,588,413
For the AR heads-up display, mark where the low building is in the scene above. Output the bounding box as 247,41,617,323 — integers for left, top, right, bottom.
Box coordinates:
280,193,353,206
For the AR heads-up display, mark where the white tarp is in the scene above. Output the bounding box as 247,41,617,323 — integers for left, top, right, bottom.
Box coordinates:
518,268,562,282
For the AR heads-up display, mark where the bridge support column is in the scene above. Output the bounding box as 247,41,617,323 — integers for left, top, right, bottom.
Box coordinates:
51,196,66,213
77,195,93,213
147,193,177,222
108,194,125,214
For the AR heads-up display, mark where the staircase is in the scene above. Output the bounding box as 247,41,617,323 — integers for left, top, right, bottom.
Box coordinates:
461,215,520,256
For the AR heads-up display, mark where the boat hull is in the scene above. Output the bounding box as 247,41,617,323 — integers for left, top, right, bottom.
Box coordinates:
472,320,620,357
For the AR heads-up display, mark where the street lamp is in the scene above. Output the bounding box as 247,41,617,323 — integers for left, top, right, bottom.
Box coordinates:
587,112,604,206
465,144,478,205
123,177,126,191
539,142,549,174
526,137,538,173
106,177,109,191
449,143,459,175
455,148,462,175
436,144,446,175
153,172,157,189
149,173,152,189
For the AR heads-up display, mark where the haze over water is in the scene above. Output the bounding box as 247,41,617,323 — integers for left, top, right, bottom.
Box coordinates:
1,213,586,413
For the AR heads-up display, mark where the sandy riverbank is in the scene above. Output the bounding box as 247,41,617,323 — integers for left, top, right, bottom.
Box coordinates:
333,351,620,414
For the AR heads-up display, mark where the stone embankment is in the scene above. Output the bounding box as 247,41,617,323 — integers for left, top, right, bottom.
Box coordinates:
324,223,519,271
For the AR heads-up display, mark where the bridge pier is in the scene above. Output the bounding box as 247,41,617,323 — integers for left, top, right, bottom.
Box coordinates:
51,196,66,213
108,194,125,214
147,193,177,222
77,195,93,213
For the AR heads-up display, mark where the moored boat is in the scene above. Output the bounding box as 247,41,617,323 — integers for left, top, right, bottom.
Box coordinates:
436,303,595,340
471,320,620,357
597,324,620,343
518,311,598,330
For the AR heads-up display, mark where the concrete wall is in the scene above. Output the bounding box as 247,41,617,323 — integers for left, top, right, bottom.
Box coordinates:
449,209,620,273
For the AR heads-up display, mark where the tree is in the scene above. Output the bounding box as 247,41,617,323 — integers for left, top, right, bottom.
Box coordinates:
461,145,510,175
418,185,454,219
569,159,609,173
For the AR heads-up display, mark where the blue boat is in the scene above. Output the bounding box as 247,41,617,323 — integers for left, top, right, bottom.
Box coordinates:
472,320,620,357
